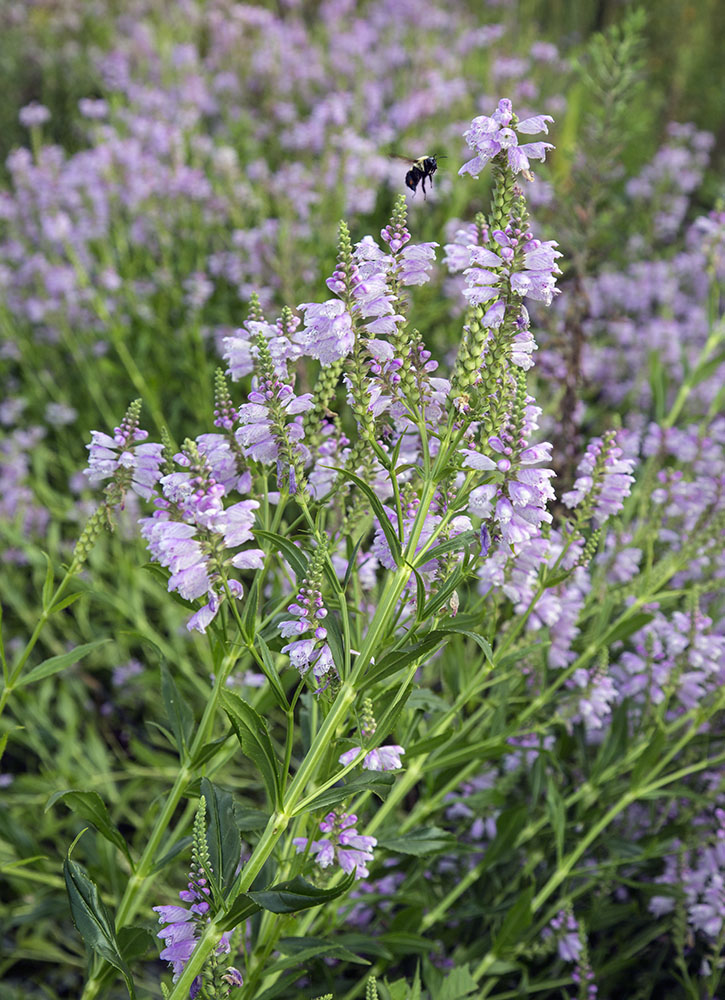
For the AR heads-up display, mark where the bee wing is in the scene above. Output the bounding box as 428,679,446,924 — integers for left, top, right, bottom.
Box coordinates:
389,153,418,164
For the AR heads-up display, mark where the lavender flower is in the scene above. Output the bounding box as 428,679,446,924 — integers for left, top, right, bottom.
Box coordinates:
339,744,405,771
562,434,635,525
84,402,163,504
153,805,232,991
295,299,355,365
293,811,377,879
463,231,562,309
140,443,264,632
19,102,50,128
459,98,554,178
278,584,334,680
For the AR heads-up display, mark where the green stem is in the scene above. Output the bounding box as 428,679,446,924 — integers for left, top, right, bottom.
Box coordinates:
0,561,80,722
80,650,242,1000
165,446,448,999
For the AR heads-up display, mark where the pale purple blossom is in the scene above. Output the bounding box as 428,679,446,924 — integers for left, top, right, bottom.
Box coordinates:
562,436,635,524
293,812,376,880
339,745,405,771
459,98,554,178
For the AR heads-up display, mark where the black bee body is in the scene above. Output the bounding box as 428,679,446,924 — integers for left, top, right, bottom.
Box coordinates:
398,154,443,198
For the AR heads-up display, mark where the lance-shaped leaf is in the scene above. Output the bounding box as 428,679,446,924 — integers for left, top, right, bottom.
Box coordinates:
217,894,262,933
295,771,395,815
17,639,109,687
201,778,242,898
247,872,355,913
46,791,131,863
375,827,459,856
64,856,135,999
161,663,194,756
222,690,282,808
327,466,403,566
253,529,309,582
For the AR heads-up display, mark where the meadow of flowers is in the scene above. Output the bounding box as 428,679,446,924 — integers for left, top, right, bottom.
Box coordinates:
1,2,724,999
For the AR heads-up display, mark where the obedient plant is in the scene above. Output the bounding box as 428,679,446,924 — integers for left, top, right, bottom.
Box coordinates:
4,64,724,998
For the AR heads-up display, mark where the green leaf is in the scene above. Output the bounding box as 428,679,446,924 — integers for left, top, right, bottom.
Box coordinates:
376,827,458,856
266,938,369,971
222,690,282,808
234,806,270,832
63,857,135,999
297,772,395,814
330,466,402,565
411,963,422,1000
49,592,84,613
254,529,308,582
420,565,465,620
41,552,55,610
385,979,410,1000
17,639,110,687
591,701,628,782
440,624,493,663
118,926,154,964
491,887,533,957
47,791,130,862
247,872,355,914
648,350,668,423
324,611,347,676
416,530,478,566
406,689,451,712
424,737,509,772
242,572,261,642
411,566,427,621
478,805,528,871
252,977,297,1000
342,535,366,590
437,964,479,1000
254,635,289,711
201,778,242,898
277,935,366,957
374,677,414,745
151,837,193,875
161,664,194,756
190,731,234,768
631,728,667,789
543,569,570,589
0,601,6,677
405,733,450,758
691,348,725,388
545,778,566,863
365,632,446,686
605,612,654,646
217,895,262,933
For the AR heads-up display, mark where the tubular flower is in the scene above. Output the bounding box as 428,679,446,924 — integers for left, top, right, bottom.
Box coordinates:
562,434,635,525
293,811,377,880
140,444,264,632
339,744,405,771
84,401,163,503
459,98,554,178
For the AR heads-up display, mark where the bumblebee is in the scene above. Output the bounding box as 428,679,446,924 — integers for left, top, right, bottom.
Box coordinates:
393,154,445,198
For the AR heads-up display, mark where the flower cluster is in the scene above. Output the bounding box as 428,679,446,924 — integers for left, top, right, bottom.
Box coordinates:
562,433,636,525
459,98,554,178
153,802,238,996
84,400,164,504
338,698,406,772
293,811,377,880
140,442,264,632
278,544,335,681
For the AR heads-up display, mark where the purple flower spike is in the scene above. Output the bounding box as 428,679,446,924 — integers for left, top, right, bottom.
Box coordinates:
460,99,554,179
294,811,377,880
